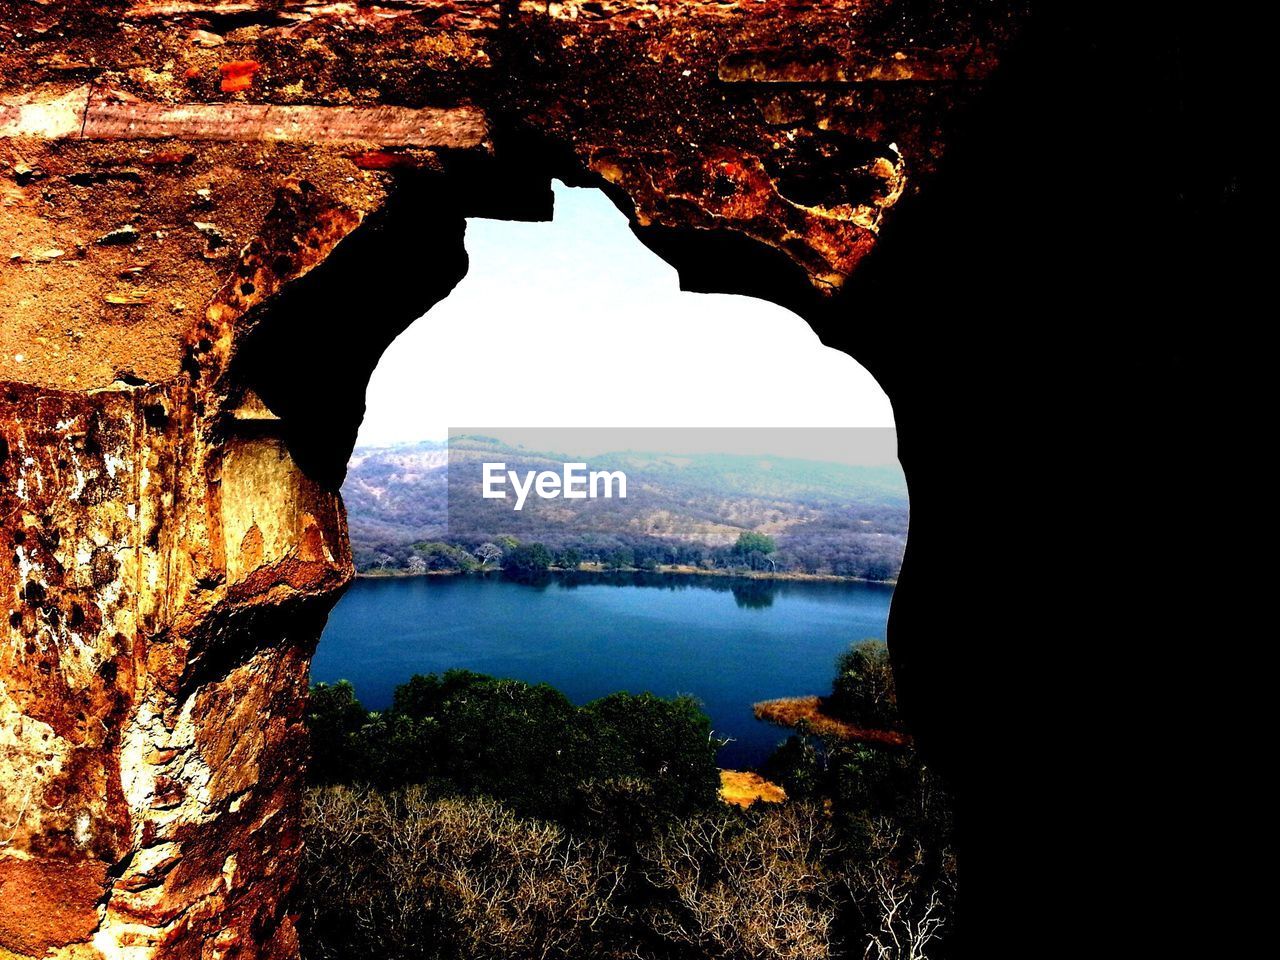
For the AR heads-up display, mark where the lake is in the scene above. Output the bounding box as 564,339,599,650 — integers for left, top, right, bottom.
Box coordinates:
312,572,894,770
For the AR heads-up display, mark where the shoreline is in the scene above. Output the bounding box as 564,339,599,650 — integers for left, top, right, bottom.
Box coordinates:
355,564,895,587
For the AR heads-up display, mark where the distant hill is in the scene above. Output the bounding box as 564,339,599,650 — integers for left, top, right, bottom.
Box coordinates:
343,441,450,551
342,437,908,580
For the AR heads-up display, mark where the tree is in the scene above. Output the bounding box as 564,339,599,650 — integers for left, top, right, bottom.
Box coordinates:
305,681,369,785
632,544,661,571
761,734,822,799
639,803,838,960
581,692,721,823
412,541,478,572
843,821,953,960
474,542,503,568
828,640,899,730
502,542,553,578
305,670,722,829
556,546,583,569
432,672,587,816
733,531,777,556
605,547,634,570
732,531,777,571
391,672,445,719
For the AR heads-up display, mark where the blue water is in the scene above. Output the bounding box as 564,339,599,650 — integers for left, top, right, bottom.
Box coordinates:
312,573,894,770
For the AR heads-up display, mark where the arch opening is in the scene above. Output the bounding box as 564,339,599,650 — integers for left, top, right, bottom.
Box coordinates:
273,180,947,960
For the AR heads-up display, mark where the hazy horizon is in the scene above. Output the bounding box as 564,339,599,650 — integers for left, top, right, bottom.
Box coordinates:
350,427,900,469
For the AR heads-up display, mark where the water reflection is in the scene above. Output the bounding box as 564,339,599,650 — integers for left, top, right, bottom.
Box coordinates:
492,569,893,612
506,569,781,608
730,581,775,609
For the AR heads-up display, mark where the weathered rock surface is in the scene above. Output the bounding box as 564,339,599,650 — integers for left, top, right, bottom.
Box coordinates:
0,1,1021,956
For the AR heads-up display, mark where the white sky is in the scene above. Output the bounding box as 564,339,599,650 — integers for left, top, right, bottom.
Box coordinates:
356,181,895,449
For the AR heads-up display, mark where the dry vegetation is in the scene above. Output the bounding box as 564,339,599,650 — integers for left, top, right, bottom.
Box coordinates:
842,822,954,960
300,647,954,960
754,697,911,748
301,787,620,960
639,802,839,960
719,769,788,808
298,785,913,960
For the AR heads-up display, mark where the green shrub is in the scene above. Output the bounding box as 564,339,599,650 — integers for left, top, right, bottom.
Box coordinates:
306,681,372,786
761,734,822,800
502,542,553,577
581,692,721,823
827,639,900,729
412,541,479,572
305,671,720,830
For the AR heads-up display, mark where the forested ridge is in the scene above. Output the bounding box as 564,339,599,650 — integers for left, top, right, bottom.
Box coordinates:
344,438,908,581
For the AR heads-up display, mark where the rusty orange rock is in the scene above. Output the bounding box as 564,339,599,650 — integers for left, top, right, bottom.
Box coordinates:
0,857,107,956
218,60,260,93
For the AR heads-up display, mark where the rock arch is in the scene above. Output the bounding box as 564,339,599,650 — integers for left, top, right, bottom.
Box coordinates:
0,1,1020,955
